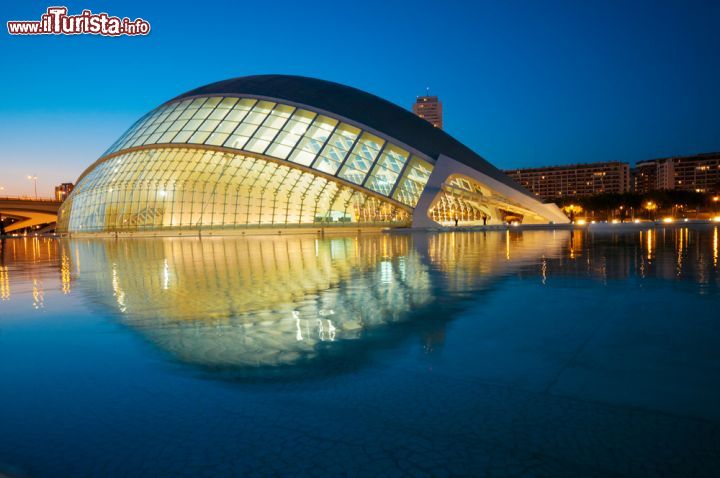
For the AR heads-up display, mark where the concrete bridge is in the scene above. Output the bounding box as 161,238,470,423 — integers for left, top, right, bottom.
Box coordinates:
0,197,61,233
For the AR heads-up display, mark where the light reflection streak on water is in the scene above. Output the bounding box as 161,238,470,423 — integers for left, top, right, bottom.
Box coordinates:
163,258,170,291
0,265,9,300
294,312,303,341
505,230,510,260
32,278,43,309
677,227,684,277
61,252,71,295
111,263,127,313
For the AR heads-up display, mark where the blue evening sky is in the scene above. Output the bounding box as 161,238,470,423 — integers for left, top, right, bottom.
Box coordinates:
1,0,719,196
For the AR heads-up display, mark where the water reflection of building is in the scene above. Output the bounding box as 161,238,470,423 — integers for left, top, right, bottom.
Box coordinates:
3,227,717,377
68,235,434,372
0,237,72,303
425,230,569,290
524,226,720,285
62,231,569,376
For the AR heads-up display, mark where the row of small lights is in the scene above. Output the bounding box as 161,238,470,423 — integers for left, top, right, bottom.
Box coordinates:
575,217,720,225
570,196,720,225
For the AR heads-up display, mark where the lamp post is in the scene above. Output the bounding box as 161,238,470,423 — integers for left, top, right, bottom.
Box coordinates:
645,201,657,221
27,175,38,200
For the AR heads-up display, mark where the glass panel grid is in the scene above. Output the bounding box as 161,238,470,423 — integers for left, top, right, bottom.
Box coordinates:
99,96,431,204
265,109,316,159
393,156,433,207
287,115,337,166
338,132,385,185
312,124,360,175
60,147,411,232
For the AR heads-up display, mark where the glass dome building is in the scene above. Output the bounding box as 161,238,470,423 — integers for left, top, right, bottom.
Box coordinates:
57,75,568,235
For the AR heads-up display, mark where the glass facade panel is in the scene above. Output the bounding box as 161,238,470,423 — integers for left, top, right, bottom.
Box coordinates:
223,100,275,150
287,115,337,166
126,102,175,147
338,132,384,185
392,156,433,207
365,145,409,195
244,104,294,153
312,124,360,175
265,108,316,159
374,144,408,173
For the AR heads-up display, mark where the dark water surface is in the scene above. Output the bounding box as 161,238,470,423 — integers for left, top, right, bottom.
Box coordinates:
1,226,719,477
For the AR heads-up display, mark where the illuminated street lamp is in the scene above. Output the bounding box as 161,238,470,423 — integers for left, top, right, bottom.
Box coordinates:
645,201,657,221
563,203,583,223
27,175,38,200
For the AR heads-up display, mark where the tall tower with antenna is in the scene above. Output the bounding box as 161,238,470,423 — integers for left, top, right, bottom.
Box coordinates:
412,87,443,129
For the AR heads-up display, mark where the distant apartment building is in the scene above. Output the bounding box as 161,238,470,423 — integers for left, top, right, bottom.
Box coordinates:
632,161,657,193
504,162,631,200
412,95,443,129
55,183,74,201
631,152,720,193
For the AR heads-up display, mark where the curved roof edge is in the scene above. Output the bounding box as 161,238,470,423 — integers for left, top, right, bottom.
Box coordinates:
170,75,534,196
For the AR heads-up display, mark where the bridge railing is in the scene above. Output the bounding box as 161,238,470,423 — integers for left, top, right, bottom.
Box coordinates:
0,195,61,202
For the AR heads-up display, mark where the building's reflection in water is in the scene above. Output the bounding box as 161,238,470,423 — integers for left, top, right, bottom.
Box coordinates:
68,236,434,378
63,237,402,374
5,226,717,379
527,226,720,287
59,231,567,378
0,236,72,302
423,230,570,291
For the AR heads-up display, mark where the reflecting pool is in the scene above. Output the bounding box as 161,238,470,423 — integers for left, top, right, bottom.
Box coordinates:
1,226,719,476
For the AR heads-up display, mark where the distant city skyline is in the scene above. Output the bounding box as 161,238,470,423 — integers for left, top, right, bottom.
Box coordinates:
1,0,719,197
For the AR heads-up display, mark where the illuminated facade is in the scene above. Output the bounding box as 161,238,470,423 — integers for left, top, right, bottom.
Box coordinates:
413,95,443,129
504,161,631,199
58,75,567,234
54,182,74,201
632,152,720,193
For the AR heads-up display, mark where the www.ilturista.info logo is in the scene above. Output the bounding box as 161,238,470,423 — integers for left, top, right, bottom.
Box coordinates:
7,7,151,36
